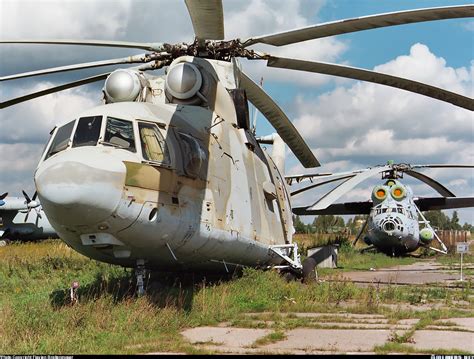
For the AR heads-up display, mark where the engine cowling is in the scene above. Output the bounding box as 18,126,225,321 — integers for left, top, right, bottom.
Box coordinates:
104,69,143,103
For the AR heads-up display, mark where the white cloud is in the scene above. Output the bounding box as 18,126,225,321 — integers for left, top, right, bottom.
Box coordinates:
2,0,132,39
1,82,100,144
462,20,474,32
293,43,473,161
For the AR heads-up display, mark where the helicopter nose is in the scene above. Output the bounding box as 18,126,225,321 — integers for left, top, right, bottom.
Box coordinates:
35,148,126,226
382,220,396,233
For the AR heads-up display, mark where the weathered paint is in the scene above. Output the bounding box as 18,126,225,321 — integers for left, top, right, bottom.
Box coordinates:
34,57,293,272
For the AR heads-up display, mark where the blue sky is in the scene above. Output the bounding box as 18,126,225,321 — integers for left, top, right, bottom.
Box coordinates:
1,0,473,224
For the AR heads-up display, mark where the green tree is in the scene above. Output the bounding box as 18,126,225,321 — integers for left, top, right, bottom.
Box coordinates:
449,210,462,230
312,215,345,233
423,210,450,229
293,215,307,234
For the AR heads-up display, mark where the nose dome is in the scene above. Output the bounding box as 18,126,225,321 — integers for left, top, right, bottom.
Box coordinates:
35,147,126,226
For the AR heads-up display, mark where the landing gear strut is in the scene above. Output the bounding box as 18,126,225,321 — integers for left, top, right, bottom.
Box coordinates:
135,259,146,296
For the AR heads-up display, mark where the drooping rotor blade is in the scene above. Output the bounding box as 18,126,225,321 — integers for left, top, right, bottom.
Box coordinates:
285,172,333,185
184,0,224,41
308,166,391,210
0,39,165,52
411,164,474,169
285,169,365,185
291,174,355,196
1,73,109,109
239,71,320,168
415,197,474,211
244,5,474,47
405,170,455,197
266,56,474,111
1,53,152,81
293,201,373,216
353,216,370,246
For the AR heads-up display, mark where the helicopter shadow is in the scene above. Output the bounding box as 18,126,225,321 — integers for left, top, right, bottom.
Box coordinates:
49,268,241,312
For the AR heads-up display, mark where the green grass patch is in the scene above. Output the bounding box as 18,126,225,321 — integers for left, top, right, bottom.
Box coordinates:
1,240,472,354
250,330,287,347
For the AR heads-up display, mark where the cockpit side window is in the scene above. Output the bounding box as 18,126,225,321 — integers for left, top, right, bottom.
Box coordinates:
177,132,206,179
103,117,136,152
72,116,102,148
138,122,170,164
45,120,75,159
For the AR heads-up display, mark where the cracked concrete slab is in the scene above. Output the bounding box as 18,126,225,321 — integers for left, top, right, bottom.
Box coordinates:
181,327,271,348
261,328,400,353
408,330,474,352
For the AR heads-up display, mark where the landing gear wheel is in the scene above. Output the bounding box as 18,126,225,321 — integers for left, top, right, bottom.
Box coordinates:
280,269,300,282
302,257,317,284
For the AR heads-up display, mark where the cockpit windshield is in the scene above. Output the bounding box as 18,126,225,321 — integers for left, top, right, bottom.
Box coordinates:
72,116,102,148
45,120,75,159
103,117,136,152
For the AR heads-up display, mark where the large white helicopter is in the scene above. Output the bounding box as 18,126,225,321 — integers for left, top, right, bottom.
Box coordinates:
1,2,473,290
288,162,474,256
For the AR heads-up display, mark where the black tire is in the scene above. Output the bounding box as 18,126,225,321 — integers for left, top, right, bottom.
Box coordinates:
281,270,298,282
302,257,317,284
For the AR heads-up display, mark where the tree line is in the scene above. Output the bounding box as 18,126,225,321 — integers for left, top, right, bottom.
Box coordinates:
293,210,473,234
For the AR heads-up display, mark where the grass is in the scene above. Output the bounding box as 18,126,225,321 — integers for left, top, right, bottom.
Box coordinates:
249,330,287,347
0,240,472,354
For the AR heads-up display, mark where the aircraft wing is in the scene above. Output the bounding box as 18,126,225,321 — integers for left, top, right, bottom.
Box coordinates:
415,197,474,211
293,201,373,216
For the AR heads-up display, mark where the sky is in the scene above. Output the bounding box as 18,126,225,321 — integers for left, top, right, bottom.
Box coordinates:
1,0,473,224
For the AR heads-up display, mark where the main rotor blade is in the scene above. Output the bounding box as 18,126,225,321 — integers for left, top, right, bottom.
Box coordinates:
285,169,364,185
1,73,109,109
239,71,320,168
184,0,224,40
0,39,165,52
1,53,151,81
411,164,474,169
266,56,474,111
291,174,355,196
244,5,474,47
353,216,370,246
415,196,474,211
405,169,455,197
308,166,391,210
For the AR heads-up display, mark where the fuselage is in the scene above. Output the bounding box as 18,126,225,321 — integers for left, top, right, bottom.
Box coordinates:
364,180,421,255
34,90,292,272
